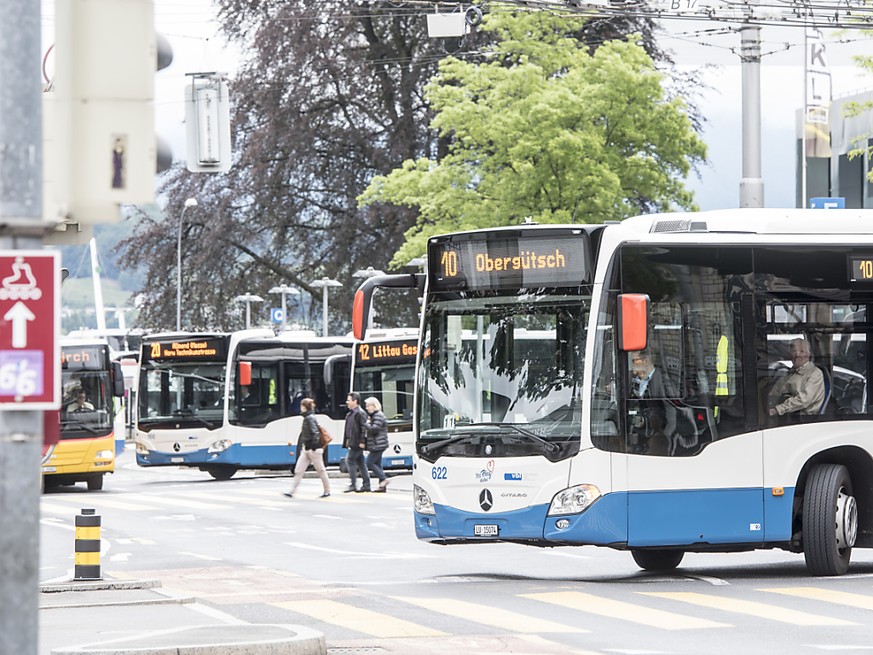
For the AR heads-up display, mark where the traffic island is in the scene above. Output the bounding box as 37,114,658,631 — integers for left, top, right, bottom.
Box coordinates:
50,624,326,655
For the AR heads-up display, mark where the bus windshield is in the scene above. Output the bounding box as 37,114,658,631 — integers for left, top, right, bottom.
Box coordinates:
417,291,588,460
138,361,226,429
61,369,113,438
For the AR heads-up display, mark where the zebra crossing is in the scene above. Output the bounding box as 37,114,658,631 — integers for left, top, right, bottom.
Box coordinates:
267,585,873,640
39,482,405,518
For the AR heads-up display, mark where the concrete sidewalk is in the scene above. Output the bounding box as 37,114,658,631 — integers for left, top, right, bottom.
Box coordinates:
39,576,325,655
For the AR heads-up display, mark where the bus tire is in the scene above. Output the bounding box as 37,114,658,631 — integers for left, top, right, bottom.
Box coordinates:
206,466,237,481
86,474,104,491
631,549,684,571
803,463,857,576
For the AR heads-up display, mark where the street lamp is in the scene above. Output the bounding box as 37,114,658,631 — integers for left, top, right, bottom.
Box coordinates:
352,266,385,279
268,284,300,332
176,197,198,331
234,293,264,329
309,277,342,337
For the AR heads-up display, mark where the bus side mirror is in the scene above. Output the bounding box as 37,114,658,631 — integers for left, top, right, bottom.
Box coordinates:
111,361,125,397
352,289,368,341
239,361,252,386
617,293,649,352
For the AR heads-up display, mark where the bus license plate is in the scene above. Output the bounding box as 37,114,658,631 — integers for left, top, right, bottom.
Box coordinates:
42,466,56,473
389,459,404,466
474,524,498,537
170,457,184,463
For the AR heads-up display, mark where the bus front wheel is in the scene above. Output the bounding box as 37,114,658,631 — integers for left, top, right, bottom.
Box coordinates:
205,467,238,481
86,474,103,491
631,549,684,572
803,463,857,576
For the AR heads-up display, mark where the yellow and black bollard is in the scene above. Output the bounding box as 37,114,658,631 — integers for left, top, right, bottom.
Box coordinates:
73,508,101,581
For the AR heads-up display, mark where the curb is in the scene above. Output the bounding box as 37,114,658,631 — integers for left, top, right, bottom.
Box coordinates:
49,624,326,655
40,596,195,610
40,578,161,594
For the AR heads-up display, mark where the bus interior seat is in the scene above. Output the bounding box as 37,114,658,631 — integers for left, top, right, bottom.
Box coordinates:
818,366,831,415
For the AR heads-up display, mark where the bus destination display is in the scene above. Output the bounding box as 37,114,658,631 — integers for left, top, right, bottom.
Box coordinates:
61,345,106,371
430,233,589,290
144,339,225,362
849,256,873,283
356,339,418,366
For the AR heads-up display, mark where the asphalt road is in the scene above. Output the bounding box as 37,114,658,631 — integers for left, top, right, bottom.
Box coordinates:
39,449,873,655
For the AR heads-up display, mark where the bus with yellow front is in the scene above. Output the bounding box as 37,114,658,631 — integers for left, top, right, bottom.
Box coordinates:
42,338,125,491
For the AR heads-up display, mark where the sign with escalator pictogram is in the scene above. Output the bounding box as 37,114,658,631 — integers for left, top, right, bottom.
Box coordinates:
0,252,60,408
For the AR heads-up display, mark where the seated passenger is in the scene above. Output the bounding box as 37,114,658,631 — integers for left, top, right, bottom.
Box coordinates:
768,338,825,418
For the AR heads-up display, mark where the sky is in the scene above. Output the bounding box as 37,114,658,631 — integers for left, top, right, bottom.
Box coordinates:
41,2,873,213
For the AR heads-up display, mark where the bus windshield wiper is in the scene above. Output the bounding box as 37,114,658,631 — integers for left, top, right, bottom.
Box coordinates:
421,423,560,456
466,422,561,454
61,420,100,435
420,433,479,456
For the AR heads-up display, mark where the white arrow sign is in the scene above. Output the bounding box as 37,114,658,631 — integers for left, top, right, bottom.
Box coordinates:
3,301,35,348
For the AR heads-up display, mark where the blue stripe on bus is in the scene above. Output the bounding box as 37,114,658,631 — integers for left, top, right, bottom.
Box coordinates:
626,487,766,547
415,502,551,541
416,487,795,547
136,442,351,468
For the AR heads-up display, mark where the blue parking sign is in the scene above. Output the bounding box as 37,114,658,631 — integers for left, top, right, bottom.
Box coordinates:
809,197,845,209
271,308,284,324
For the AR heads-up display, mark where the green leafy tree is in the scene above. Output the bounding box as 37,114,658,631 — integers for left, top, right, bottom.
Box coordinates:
359,11,707,268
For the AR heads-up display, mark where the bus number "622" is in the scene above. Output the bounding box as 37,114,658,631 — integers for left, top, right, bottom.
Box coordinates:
431,466,447,480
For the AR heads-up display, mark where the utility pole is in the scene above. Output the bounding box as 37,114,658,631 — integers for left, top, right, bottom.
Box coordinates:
739,18,764,208
0,0,46,653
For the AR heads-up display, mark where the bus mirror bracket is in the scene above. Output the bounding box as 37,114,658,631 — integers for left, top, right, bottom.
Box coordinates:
239,361,252,386
617,293,649,352
353,273,424,340
111,361,125,397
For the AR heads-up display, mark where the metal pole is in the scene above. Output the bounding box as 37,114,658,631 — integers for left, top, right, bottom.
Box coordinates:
322,287,328,337
739,21,764,208
246,300,251,329
176,210,183,331
280,293,287,332
0,0,44,651
175,199,196,332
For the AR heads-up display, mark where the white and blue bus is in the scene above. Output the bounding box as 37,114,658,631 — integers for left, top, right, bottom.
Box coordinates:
351,327,418,469
135,329,353,479
354,210,873,576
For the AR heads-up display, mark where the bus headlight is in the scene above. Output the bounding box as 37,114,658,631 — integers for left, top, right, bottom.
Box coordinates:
208,439,233,454
413,484,435,515
95,450,114,459
547,484,601,516
135,442,149,455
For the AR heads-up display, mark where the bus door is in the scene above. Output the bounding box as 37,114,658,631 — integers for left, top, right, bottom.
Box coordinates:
617,246,764,548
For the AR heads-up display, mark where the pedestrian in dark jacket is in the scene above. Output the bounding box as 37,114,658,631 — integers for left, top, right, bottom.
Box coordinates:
364,396,390,492
284,398,330,498
343,392,370,493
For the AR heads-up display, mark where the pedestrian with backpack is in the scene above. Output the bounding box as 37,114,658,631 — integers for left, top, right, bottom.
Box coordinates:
284,398,331,498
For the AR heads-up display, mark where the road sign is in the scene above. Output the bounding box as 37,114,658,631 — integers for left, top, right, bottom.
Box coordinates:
271,307,284,324
0,251,60,408
809,197,845,209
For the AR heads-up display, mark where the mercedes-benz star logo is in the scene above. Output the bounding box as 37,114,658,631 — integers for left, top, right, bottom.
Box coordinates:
173,443,181,452
479,488,493,512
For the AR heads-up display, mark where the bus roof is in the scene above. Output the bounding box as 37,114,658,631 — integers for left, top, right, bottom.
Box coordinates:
626,208,873,236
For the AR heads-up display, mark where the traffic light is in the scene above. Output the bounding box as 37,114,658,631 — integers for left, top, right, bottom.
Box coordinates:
48,0,171,230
